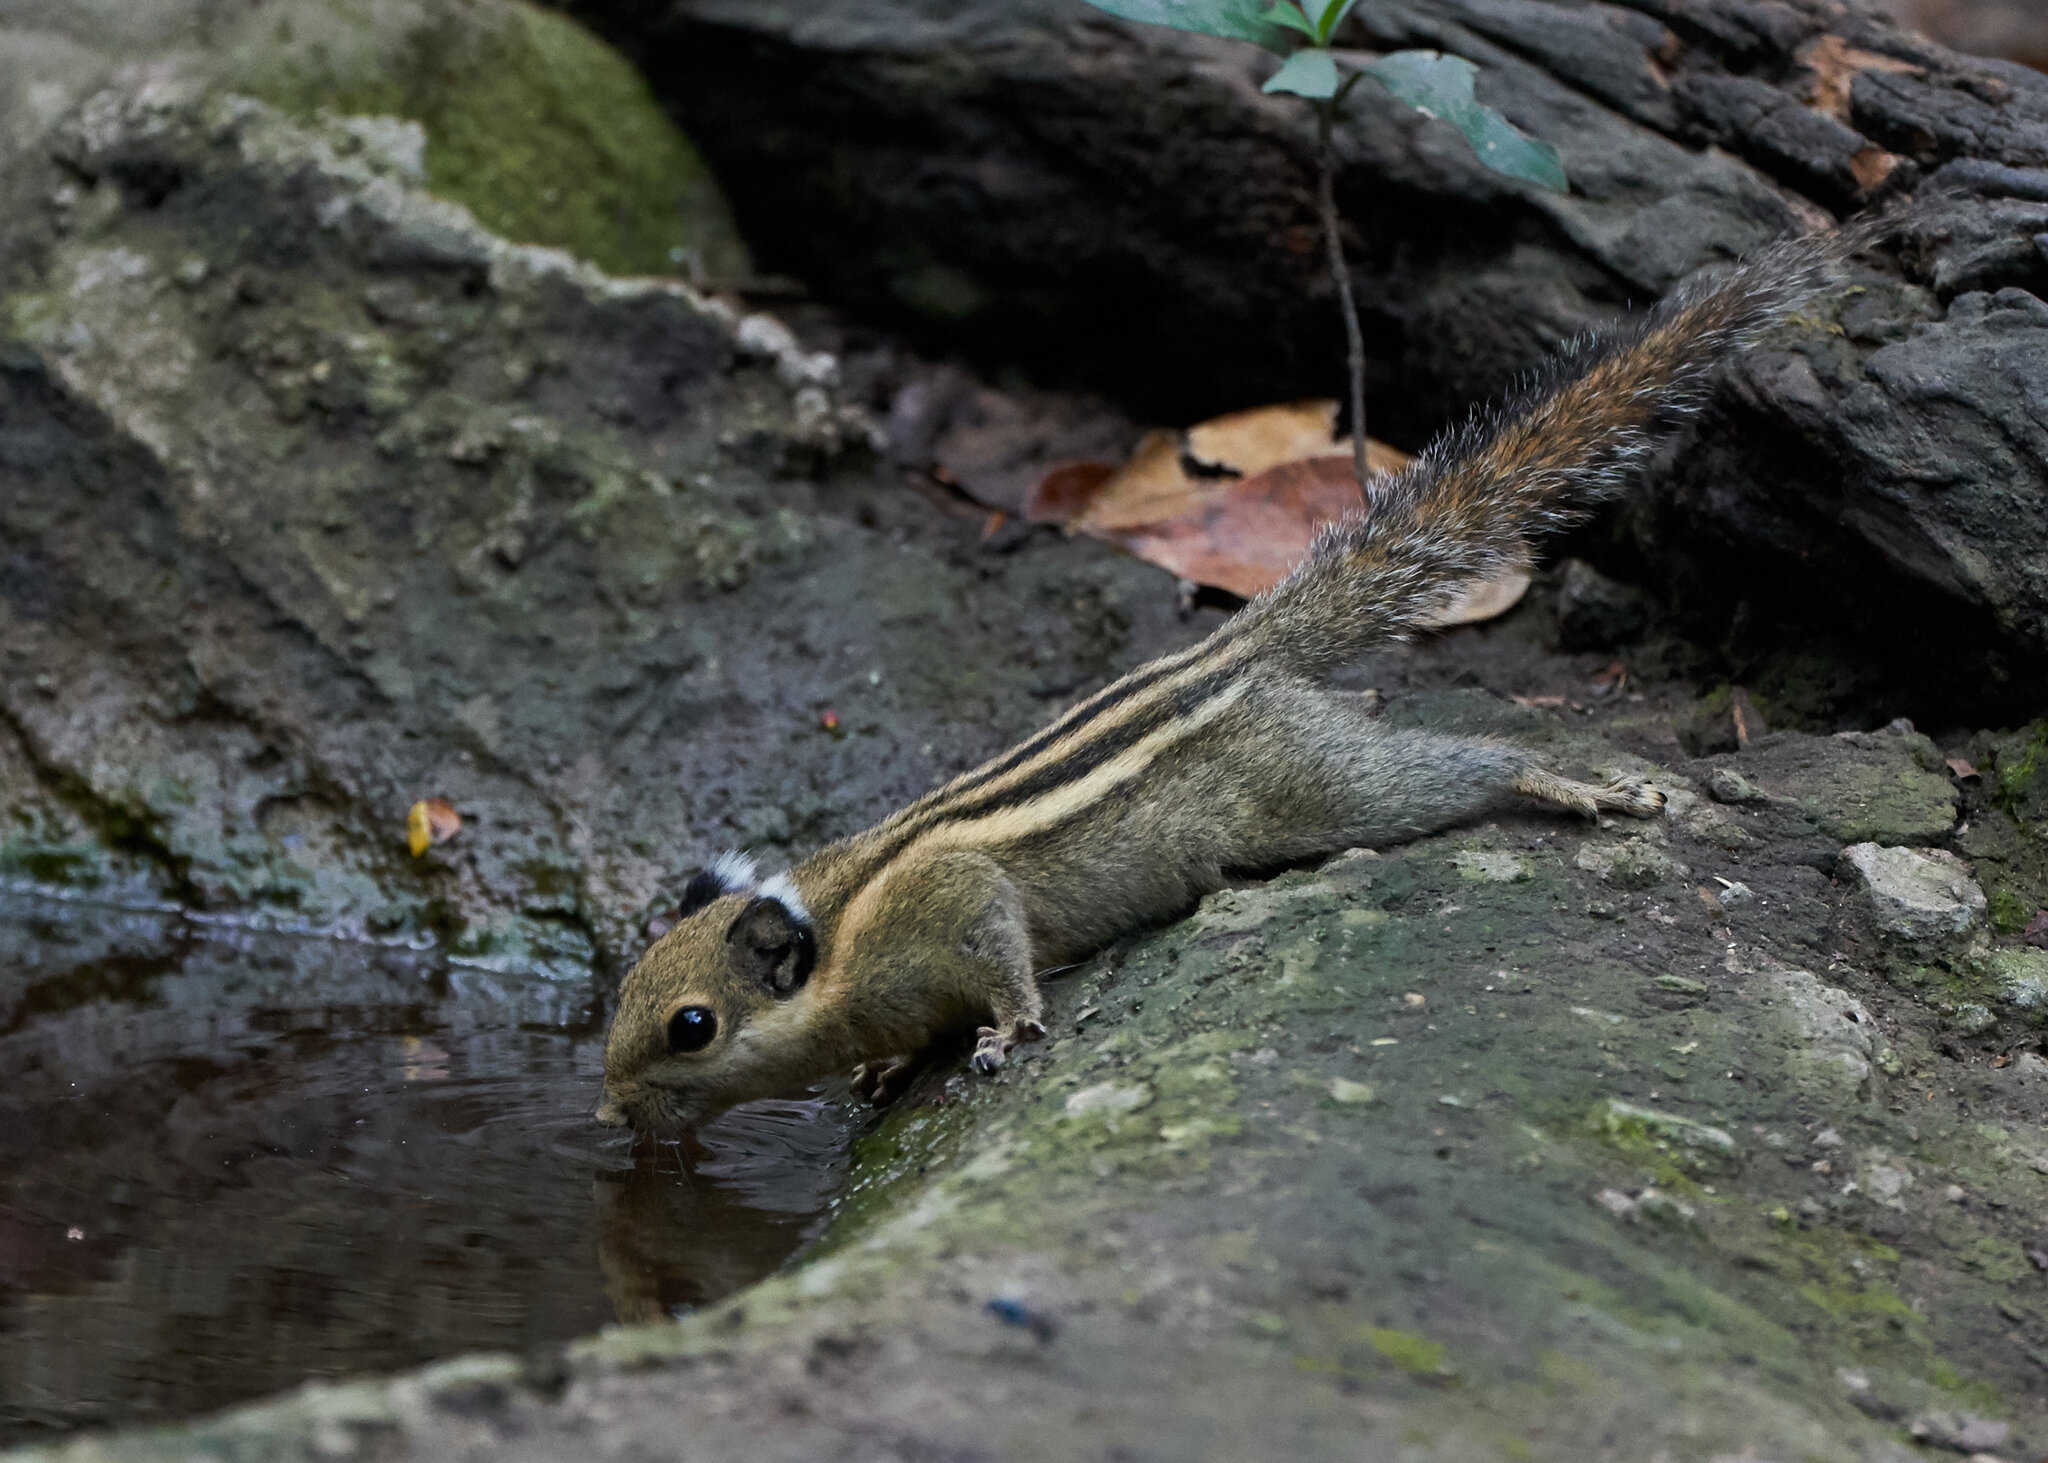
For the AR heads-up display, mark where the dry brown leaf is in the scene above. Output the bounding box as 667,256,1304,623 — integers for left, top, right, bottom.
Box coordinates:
1849,144,1902,194
1109,454,1366,599
406,797,461,857
1730,687,1768,749
1068,403,1406,535
1186,400,1410,480
1068,429,1210,533
1023,460,1116,523
1423,563,1533,629
1103,446,1526,618
1021,400,1526,621
1359,438,1410,479
910,369,1140,514
1799,34,1924,122
1185,400,1344,477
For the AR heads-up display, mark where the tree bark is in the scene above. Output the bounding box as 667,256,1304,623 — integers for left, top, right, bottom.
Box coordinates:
560,0,2048,724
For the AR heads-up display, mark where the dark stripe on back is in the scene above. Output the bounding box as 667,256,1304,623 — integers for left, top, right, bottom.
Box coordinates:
893,616,1261,831
819,627,1262,895
843,664,1244,884
897,656,1186,816
941,667,1239,820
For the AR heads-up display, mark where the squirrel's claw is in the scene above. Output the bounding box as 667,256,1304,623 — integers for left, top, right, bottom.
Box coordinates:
1604,775,1666,818
852,1054,916,1105
971,1018,1047,1074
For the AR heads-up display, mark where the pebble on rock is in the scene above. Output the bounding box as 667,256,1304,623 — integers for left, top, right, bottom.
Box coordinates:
1705,768,1769,806
1841,843,1986,942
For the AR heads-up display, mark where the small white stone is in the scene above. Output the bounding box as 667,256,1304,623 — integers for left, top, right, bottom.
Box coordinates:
1949,1002,1996,1037
1984,946,2048,1010
1454,848,1532,882
1064,1081,1152,1117
1841,843,1986,941
1593,1188,1639,1221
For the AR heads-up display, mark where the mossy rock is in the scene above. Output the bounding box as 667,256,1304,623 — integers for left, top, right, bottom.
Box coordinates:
1736,727,1957,846
1990,722,2048,832
1957,809,2048,935
214,0,750,281
1957,723,2048,933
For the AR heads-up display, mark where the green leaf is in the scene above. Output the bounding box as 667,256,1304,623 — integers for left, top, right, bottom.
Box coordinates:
1305,0,1360,43
1264,4,1322,41
1463,102,1569,191
1362,49,1568,191
1263,47,1340,99
1078,0,1287,48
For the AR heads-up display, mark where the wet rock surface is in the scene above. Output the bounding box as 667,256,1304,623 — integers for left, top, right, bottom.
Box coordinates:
0,62,1208,976
559,0,2048,723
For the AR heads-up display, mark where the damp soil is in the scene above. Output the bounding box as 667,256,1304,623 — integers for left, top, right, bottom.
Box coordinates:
0,896,856,1448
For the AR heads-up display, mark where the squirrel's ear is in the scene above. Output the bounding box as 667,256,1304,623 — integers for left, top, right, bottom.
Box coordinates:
673,869,728,921
675,851,757,920
726,895,816,998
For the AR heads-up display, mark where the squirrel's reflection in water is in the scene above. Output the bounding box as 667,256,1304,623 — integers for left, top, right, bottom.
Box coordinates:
592,1091,856,1325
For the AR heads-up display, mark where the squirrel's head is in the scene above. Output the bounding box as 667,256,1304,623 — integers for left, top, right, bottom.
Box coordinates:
596,854,819,1134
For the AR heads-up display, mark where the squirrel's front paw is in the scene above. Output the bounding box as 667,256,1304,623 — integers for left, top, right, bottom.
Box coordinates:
970,1018,1047,1074
851,1055,915,1105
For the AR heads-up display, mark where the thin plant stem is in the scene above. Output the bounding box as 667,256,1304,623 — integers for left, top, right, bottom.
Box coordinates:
1314,100,1370,490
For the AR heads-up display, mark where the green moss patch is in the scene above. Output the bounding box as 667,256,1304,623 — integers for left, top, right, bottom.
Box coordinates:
217,0,750,279
1991,722,2048,830
1365,1327,1451,1376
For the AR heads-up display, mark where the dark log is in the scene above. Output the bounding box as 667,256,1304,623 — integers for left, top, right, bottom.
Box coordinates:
560,0,2048,724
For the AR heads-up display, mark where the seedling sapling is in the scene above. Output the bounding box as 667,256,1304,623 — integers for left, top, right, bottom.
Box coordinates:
1078,0,1568,488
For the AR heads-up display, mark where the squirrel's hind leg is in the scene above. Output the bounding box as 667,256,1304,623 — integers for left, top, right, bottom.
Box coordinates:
1275,692,1664,851
1511,765,1665,819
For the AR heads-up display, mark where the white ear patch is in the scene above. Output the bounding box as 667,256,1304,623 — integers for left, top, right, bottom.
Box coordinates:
708,849,759,893
758,871,810,925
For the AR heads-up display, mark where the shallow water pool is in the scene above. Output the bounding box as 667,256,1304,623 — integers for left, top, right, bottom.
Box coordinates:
0,897,855,1448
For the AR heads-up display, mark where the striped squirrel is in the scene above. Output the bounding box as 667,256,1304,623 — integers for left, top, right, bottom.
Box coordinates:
596,231,1848,1134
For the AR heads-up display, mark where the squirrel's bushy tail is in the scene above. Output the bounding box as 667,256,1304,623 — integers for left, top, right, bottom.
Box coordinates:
1234,228,1854,676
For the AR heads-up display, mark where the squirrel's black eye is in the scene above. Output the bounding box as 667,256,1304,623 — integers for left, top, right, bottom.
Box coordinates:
666,1006,717,1054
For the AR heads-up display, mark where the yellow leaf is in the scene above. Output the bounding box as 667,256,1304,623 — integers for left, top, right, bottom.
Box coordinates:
1184,399,1342,477
406,798,461,857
